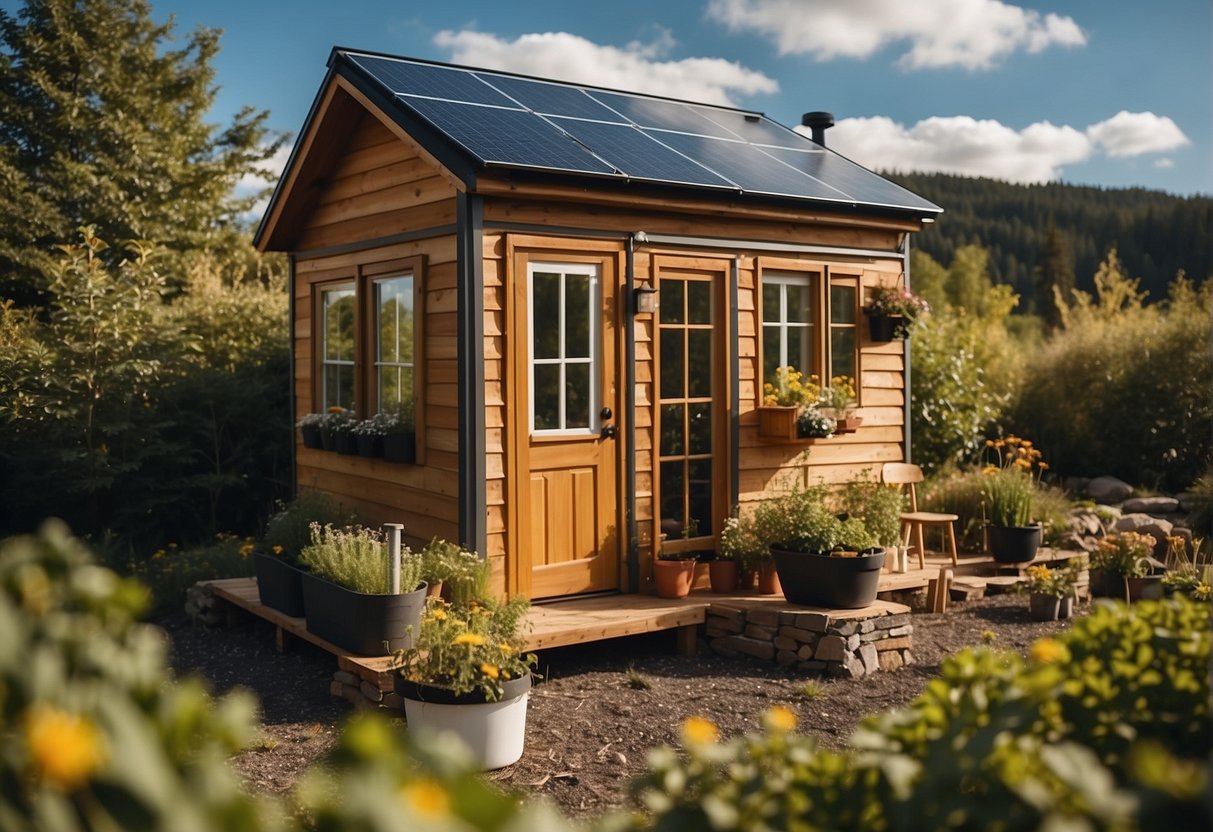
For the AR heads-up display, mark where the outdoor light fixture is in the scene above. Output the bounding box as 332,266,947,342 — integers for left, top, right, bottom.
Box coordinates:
633,282,659,315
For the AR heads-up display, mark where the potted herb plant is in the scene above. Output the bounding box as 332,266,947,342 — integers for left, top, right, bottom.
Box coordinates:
796,405,835,440
319,406,353,452
1090,532,1154,601
352,412,392,458
983,436,1047,564
1161,535,1212,600
818,376,862,433
865,283,929,341
254,491,358,617
393,595,538,770
757,366,820,442
421,538,490,604
382,405,416,464
298,523,427,655
296,412,324,449
1022,563,1079,620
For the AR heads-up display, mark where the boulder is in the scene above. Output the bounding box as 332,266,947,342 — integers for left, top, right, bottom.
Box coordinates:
1087,476,1133,503
1113,513,1174,556
1122,496,1180,514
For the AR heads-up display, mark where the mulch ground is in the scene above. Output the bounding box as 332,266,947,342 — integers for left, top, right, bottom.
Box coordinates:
163,591,1077,818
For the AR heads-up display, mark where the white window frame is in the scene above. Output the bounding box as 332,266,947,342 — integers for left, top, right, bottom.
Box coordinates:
761,271,816,377
320,284,355,411
528,261,600,436
372,273,415,415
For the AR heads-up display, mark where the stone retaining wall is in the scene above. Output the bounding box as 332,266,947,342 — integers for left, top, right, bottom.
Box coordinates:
705,602,913,678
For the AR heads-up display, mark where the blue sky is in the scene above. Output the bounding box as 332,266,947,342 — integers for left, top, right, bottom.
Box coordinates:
18,0,1213,195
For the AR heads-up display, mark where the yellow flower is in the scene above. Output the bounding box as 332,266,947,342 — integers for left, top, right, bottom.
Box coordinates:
1030,638,1069,665
453,633,486,647
982,465,999,476
480,663,500,679
400,778,450,818
763,705,798,733
1193,582,1211,601
428,609,448,622
152,549,166,560
681,716,719,746
272,545,284,555
23,705,106,790
239,543,254,558
499,642,514,655
327,406,346,414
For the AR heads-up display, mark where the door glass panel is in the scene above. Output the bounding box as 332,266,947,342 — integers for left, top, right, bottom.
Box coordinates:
533,365,560,430
660,460,685,532
687,329,712,398
564,273,590,358
688,403,712,455
660,329,684,398
565,363,590,428
688,458,713,536
660,403,684,456
687,280,711,324
532,272,560,359
660,279,683,324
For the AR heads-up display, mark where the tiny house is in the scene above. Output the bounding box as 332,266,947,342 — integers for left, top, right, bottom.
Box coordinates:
255,48,941,602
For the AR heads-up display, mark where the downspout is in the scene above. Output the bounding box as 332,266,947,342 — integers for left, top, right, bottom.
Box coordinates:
288,253,298,498
730,257,740,510
456,192,487,557
625,233,639,593
902,234,913,463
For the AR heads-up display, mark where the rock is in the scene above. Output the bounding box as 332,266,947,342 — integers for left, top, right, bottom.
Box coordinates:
878,650,904,672
1114,513,1173,541
1087,476,1133,504
1122,496,1180,514
1176,492,1198,513
1057,531,1095,552
1068,510,1104,537
815,635,848,662
859,643,879,675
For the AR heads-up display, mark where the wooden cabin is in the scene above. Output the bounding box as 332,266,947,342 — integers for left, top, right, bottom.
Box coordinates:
255,48,942,602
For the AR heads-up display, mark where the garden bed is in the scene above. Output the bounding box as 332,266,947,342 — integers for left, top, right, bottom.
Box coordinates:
164,591,1078,816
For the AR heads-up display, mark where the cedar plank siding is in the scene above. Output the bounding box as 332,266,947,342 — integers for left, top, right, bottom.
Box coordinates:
292,112,463,552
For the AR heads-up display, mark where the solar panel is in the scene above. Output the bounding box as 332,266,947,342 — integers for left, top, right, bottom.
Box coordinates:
336,51,941,215
478,75,625,122
550,118,735,188
349,55,514,107
401,98,618,175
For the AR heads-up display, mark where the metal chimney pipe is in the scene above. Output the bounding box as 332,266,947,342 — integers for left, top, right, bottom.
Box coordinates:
801,111,835,147
384,523,404,594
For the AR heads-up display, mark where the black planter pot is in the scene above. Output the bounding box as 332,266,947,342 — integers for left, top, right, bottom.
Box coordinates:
383,431,417,464
770,546,886,609
253,552,307,617
356,434,384,458
335,430,358,455
868,314,906,342
1089,569,1127,599
987,524,1042,563
300,424,322,449
300,572,427,655
395,673,532,705
320,426,337,451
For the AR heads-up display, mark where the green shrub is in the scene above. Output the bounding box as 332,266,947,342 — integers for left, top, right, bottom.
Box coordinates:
923,468,1072,550
299,524,423,595
130,534,256,615
420,537,489,605
261,490,358,561
753,483,842,552
840,478,905,548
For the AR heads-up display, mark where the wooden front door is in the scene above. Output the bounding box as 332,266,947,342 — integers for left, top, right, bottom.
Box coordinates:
511,247,621,599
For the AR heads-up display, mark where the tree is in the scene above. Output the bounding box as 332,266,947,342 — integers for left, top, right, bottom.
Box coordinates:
0,0,285,302
1034,223,1074,331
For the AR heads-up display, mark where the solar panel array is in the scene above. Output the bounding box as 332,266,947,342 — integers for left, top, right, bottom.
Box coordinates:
343,52,940,215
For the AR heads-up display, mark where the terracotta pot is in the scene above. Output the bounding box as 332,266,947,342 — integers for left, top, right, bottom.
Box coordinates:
653,559,696,599
737,568,758,592
708,560,738,594
1029,592,1061,621
756,560,781,595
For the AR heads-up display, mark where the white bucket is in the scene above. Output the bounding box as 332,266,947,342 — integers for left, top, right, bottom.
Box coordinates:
403,690,530,770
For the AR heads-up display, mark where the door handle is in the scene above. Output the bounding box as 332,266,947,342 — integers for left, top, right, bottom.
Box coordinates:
600,423,618,439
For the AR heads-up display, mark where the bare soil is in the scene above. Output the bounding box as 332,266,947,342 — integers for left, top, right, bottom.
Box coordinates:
163,592,1077,817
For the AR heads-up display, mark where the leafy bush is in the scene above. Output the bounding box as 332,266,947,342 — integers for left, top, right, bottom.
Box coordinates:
923,467,1072,550
129,534,256,616
840,478,905,548
299,524,423,595
753,483,842,553
261,490,358,561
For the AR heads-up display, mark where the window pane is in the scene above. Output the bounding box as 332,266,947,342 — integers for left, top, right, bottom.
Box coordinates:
830,285,857,324
659,329,684,399
762,326,781,385
831,328,856,381
379,366,414,413
686,280,711,324
377,276,413,364
762,283,780,323
660,460,685,532
325,364,353,411
786,282,810,323
689,458,713,536
787,325,812,374
565,363,590,429
687,329,711,398
660,403,684,456
533,272,560,359
689,403,712,455
533,364,560,430
564,273,590,359
323,289,354,361
660,279,683,324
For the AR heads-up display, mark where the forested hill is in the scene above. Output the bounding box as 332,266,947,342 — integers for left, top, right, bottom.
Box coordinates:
887,172,1212,305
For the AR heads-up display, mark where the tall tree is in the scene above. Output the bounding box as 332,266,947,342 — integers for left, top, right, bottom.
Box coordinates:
0,0,284,302
1034,223,1075,332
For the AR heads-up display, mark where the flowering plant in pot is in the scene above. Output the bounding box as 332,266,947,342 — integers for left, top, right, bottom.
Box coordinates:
1090,532,1155,601
1022,562,1080,620
421,537,490,603
818,375,861,433
982,436,1047,564
393,595,537,770
298,523,427,655
382,404,416,463
1161,536,1212,601
757,367,820,441
319,406,354,452
296,412,324,449
719,510,774,593
865,284,929,339
350,412,394,458
253,492,356,617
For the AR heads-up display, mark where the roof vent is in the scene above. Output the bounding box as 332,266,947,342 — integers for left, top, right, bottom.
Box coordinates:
801,111,834,147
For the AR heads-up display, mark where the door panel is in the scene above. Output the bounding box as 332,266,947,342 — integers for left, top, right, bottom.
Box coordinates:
512,251,620,599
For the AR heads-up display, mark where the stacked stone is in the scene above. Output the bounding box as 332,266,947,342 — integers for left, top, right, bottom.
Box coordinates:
330,670,402,711
184,582,226,627
705,604,912,678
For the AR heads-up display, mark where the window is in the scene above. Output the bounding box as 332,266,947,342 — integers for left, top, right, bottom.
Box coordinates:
320,284,355,411
374,274,415,418
829,282,858,383
761,271,819,386
529,262,599,434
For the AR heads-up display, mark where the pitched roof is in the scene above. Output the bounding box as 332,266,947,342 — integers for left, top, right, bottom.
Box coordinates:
257,48,941,248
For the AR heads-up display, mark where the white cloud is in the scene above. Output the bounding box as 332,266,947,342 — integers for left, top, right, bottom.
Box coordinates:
706,0,1085,70
1086,110,1189,158
1153,158,1175,170
820,110,1189,183
432,29,777,106
236,143,292,223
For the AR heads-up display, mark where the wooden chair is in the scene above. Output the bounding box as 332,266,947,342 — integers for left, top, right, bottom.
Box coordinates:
881,462,959,569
